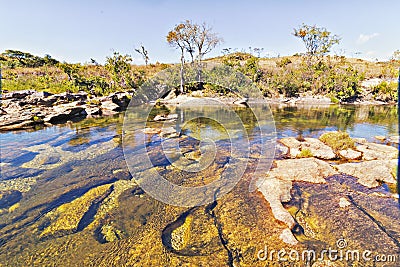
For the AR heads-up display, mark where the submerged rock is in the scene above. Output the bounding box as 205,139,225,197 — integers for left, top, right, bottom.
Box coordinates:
0,177,37,193
99,224,124,243
257,158,338,244
170,214,193,250
40,183,112,237
338,197,351,208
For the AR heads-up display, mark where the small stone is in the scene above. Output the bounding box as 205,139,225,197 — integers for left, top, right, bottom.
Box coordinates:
389,136,399,144
154,114,178,121
339,197,351,208
374,135,386,141
353,137,367,144
338,149,362,160
143,128,161,134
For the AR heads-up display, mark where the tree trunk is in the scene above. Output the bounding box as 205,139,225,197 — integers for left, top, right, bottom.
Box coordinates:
179,49,185,94
197,53,203,85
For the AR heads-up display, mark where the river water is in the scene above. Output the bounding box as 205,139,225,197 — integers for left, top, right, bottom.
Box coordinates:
0,104,398,266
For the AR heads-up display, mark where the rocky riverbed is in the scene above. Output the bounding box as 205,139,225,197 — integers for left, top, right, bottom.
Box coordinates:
0,118,399,266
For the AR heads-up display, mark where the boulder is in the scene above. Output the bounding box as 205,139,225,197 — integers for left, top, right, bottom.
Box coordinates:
101,101,120,115
160,126,178,138
2,90,35,100
44,103,87,124
336,159,397,188
154,114,178,121
356,142,398,160
353,137,367,144
374,135,386,141
110,92,132,109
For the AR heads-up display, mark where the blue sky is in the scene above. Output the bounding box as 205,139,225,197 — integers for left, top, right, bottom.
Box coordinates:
1,0,398,64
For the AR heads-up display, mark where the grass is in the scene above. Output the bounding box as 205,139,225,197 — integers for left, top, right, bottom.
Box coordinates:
319,131,355,151
297,148,313,158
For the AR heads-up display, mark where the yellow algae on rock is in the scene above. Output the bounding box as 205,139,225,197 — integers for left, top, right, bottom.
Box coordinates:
8,202,20,213
41,183,112,237
88,180,137,230
0,177,37,192
170,214,193,250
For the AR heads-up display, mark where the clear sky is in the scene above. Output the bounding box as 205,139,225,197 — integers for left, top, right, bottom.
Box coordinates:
1,0,398,64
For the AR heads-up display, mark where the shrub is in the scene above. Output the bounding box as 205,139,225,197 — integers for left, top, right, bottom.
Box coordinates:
319,131,355,150
372,81,398,102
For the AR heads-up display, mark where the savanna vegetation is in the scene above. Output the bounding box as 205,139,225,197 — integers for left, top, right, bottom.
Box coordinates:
0,23,398,102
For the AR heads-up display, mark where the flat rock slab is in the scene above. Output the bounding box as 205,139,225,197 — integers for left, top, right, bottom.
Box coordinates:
356,142,398,160
336,159,397,188
265,158,338,183
339,148,362,160
279,137,336,159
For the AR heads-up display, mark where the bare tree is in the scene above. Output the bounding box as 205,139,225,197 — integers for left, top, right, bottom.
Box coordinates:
194,22,223,64
167,21,222,92
135,45,149,66
167,23,187,94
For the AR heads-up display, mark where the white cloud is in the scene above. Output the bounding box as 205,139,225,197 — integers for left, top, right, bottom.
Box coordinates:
357,33,380,44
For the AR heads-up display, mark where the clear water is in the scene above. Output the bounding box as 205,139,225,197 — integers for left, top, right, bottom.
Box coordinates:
0,104,398,266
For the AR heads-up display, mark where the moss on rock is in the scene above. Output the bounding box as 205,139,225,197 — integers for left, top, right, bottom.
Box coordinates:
319,131,355,151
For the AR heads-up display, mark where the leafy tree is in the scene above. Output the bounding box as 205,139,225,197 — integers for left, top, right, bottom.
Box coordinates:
135,45,150,66
391,50,400,61
105,52,133,89
293,24,340,61
59,62,83,81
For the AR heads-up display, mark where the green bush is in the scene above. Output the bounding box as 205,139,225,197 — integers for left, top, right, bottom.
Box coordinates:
372,81,398,102
319,131,355,151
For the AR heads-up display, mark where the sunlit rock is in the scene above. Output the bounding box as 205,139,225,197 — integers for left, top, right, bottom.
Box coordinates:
356,142,398,160
336,159,397,188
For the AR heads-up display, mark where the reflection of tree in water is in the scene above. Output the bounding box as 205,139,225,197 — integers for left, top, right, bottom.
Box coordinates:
178,106,260,141
272,105,398,133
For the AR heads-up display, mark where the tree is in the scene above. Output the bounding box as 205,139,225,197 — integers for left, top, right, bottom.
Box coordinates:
293,23,340,61
391,50,400,61
167,23,187,94
105,51,133,89
167,21,222,93
135,45,150,66
193,22,222,64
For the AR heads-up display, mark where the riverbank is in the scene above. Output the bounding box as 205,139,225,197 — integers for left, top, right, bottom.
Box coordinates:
0,89,397,131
